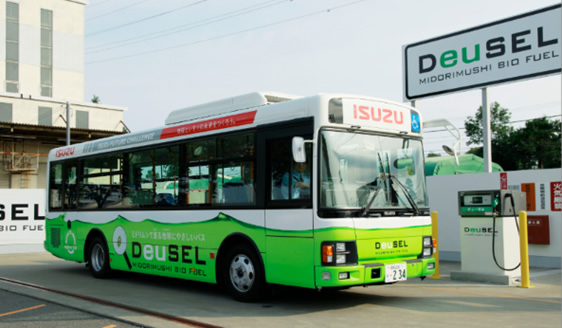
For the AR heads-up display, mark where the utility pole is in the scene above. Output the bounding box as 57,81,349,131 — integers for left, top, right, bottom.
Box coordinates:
66,102,70,146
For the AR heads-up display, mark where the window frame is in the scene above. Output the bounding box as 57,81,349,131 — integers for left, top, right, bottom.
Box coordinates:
258,118,314,210
6,2,19,93
48,130,260,212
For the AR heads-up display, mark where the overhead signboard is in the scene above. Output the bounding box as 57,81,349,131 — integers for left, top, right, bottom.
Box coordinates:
403,4,561,101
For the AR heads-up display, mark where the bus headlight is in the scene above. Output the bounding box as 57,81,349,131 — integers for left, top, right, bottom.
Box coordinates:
321,241,357,266
336,254,347,264
421,236,433,258
336,242,346,252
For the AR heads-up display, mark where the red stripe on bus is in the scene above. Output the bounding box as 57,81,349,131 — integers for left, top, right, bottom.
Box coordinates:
160,111,257,140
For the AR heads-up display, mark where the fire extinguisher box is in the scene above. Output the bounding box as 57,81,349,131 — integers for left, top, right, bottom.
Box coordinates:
527,215,550,245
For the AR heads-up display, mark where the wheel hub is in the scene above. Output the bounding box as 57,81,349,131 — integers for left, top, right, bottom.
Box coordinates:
229,254,255,293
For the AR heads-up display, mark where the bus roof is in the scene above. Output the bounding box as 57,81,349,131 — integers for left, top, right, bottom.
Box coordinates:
48,93,421,162
165,92,300,125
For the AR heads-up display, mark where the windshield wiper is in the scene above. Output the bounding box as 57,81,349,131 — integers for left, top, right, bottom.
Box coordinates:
377,153,390,203
361,153,420,217
361,183,383,217
389,176,420,216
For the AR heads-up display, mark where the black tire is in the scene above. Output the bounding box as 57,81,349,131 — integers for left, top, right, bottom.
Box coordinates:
222,244,267,302
88,236,111,278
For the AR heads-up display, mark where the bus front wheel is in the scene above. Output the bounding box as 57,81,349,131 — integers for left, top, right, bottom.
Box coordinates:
88,237,111,278
222,244,267,302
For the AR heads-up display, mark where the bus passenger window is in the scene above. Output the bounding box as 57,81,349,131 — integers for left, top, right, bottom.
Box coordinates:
216,162,255,205
126,146,179,207
153,146,179,207
79,154,123,209
186,165,211,205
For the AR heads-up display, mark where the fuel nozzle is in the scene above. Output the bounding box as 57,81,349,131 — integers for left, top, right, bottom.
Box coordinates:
492,196,500,216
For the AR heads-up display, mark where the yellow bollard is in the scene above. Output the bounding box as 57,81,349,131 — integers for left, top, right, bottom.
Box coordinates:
518,210,534,288
431,211,440,279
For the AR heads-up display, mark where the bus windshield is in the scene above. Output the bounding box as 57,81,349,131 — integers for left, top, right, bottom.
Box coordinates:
319,129,428,214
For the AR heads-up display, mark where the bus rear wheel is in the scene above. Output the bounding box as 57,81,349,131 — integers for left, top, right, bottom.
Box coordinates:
88,237,111,278
223,244,267,302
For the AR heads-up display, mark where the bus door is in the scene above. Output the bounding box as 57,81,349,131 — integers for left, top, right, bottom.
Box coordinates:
258,121,315,288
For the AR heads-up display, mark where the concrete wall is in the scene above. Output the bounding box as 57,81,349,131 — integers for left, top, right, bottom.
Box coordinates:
0,93,126,131
427,168,562,268
0,0,85,101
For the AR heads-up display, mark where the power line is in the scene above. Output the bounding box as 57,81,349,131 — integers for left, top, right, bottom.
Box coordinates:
86,0,286,53
86,0,152,22
86,0,207,37
88,0,117,9
86,0,368,65
424,114,561,133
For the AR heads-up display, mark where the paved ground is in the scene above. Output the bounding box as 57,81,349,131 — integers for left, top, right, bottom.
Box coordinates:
0,289,140,328
0,252,560,328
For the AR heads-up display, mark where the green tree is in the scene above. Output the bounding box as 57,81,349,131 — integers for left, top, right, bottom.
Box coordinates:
91,95,100,104
465,102,561,170
464,101,513,146
511,117,561,169
464,102,517,170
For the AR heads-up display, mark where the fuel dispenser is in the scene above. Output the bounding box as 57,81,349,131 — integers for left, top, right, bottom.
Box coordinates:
452,190,526,285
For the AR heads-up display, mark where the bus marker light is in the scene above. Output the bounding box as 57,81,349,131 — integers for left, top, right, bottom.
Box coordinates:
322,245,334,263
210,252,215,259
322,272,331,280
428,263,435,270
338,272,349,280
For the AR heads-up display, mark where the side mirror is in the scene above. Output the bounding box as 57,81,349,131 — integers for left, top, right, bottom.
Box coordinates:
292,137,307,163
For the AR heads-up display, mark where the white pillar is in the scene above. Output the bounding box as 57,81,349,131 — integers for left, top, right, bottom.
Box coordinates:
481,88,492,172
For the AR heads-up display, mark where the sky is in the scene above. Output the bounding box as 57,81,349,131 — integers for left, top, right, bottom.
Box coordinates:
83,0,562,157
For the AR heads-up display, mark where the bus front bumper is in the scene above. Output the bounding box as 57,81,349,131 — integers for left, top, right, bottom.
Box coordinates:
315,258,436,288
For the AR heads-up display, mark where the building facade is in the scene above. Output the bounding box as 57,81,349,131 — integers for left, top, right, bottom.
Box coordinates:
0,0,126,189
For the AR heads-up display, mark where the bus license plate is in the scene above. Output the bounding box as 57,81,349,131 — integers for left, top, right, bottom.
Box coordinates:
385,263,407,283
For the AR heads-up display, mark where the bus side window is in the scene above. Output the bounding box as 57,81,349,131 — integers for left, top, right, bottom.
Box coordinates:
49,163,63,210
79,154,124,209
64,161,78,210
186,165,211,205
269,138,312,202
216,162,255,205
185,133,255,207
125,146,179,208
153,146,179,207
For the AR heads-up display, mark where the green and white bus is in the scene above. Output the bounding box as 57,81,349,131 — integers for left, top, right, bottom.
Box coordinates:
45,92,435,301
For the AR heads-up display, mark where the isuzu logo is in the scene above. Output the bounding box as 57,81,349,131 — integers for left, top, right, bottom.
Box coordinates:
353,105,404,125
56,146,75,158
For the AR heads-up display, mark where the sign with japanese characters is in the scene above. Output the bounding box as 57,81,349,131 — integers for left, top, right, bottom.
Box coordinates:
551,181,561,211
